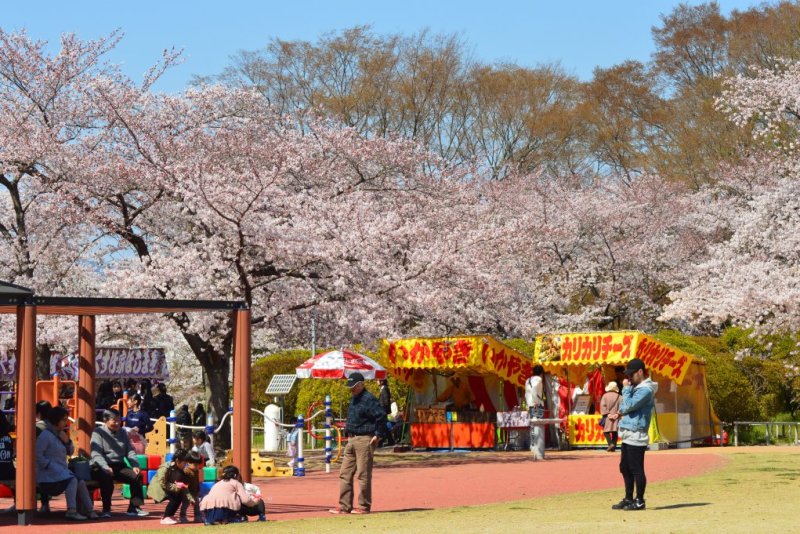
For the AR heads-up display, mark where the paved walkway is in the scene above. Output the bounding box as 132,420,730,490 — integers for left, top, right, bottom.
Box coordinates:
0,448,726,532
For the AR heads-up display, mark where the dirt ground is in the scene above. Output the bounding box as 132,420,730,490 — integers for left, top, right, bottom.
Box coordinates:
0,446,728,532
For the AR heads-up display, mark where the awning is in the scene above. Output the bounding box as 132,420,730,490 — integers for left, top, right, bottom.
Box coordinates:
534,330,694,385
381,336,533,387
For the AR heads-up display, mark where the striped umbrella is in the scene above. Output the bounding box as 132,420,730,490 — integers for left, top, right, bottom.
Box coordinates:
295,349,387,380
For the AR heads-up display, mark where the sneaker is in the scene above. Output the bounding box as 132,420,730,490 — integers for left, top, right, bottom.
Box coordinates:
624,499,646,511
178,516,189,523
611,498,633,510
39,502,51,513
257,515,267,522
160,516,178,525
99,510,112,518
65,510,88,521
351,508,370,514
87,511,99,520
329,508,350,514
126,507,150,517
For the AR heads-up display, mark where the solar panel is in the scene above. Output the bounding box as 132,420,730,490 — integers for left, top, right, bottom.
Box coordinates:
265,374,297,395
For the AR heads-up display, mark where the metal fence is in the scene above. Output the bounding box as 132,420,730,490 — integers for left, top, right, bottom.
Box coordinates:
732,421,800,446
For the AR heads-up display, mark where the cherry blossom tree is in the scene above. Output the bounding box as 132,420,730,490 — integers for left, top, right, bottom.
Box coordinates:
0,29,179,374
662,59,800,335
475,170,715,334
49,82,497,424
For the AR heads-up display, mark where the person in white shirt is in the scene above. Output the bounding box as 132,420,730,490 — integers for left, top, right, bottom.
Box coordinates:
524,365,545,459
191,431,216,466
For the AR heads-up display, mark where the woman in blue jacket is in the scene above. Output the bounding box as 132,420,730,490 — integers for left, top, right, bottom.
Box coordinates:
36,406,96,520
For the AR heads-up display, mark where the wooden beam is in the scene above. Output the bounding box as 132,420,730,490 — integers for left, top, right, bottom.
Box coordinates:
33,305,237,316
76,315,96,457
15,304,36,525
231,308,252,482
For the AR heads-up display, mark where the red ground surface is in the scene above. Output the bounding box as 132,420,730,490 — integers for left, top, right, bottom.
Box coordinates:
0,449,725,532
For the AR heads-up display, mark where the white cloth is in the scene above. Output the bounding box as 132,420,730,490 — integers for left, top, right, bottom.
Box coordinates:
525,375,543,407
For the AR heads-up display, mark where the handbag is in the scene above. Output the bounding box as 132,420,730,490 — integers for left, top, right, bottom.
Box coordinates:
68,456,92,481
598,415,608,428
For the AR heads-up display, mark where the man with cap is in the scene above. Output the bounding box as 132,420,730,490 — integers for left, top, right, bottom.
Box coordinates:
609,358,658,511
329,372,388,515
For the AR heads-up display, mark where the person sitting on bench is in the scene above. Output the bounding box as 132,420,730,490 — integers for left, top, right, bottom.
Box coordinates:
90,409,149,518
36,406,97,520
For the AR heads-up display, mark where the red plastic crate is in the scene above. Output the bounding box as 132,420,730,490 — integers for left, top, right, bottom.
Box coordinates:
147,455,162,470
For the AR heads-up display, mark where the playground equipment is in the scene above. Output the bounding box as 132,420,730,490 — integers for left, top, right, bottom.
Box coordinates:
144,416,169,456
35,374,77,419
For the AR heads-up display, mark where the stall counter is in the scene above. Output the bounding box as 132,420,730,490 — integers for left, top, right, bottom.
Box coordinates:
411,422,495,449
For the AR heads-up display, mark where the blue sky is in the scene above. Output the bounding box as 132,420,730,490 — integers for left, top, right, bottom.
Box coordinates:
2,0,761,93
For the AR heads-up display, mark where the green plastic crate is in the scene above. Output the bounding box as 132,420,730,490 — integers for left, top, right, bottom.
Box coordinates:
203,466,217,482
123,483,148,499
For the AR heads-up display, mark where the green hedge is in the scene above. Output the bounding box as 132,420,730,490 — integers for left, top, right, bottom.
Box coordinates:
250,346,411,426
250,349,310,424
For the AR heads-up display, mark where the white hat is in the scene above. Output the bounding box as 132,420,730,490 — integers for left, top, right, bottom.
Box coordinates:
605,381,619,393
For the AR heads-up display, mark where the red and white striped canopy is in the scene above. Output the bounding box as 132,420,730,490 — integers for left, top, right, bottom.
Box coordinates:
295,349,387,380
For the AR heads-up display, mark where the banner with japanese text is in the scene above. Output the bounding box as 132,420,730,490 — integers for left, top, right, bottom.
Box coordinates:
0,347,168,381
568,414,607,446
381,336,533,387
50,348,169,380
534,331,694,385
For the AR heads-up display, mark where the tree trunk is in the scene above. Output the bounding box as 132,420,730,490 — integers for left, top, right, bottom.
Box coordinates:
180,329,233,449
35,344,51,381
204,363,232,449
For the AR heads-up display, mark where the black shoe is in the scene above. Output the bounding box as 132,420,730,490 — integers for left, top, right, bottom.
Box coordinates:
624,499,646,511
611,498,633,510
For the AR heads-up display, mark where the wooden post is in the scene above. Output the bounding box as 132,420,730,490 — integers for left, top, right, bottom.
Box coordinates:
232,308,252,482
15,304,36,525
76,315,96,457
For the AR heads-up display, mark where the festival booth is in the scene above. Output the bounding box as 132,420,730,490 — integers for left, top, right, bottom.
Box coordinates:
534,331,720,448
381,336,533,450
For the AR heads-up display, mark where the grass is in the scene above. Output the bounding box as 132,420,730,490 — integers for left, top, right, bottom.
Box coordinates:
105,447,800,533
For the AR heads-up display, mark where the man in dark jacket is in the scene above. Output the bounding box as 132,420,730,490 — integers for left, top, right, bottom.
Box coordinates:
329,373,387,515
176,404,193,449
90,409,149,518
152,383,175,420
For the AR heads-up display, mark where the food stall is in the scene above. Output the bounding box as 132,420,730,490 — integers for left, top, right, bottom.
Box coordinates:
534,331,720,448
381,336,533,449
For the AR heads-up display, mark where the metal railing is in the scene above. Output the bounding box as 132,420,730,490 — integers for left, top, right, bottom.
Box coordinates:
732,421,800,446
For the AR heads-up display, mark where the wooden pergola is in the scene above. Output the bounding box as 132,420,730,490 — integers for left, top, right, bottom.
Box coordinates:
0,281,252,526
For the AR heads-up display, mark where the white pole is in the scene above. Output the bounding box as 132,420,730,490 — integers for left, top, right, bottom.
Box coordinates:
229,406,234,451
325,395,332,474
168,409,176,455
296,415,305,476
207,413,215,452
311,317,316,358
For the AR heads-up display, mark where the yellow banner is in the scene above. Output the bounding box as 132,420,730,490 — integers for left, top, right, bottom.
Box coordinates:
568,414,607,446
636,334,694,385
382,336,533,387
534,331,694,385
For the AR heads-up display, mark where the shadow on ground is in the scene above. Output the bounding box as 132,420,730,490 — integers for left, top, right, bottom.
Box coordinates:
650,502,711,510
